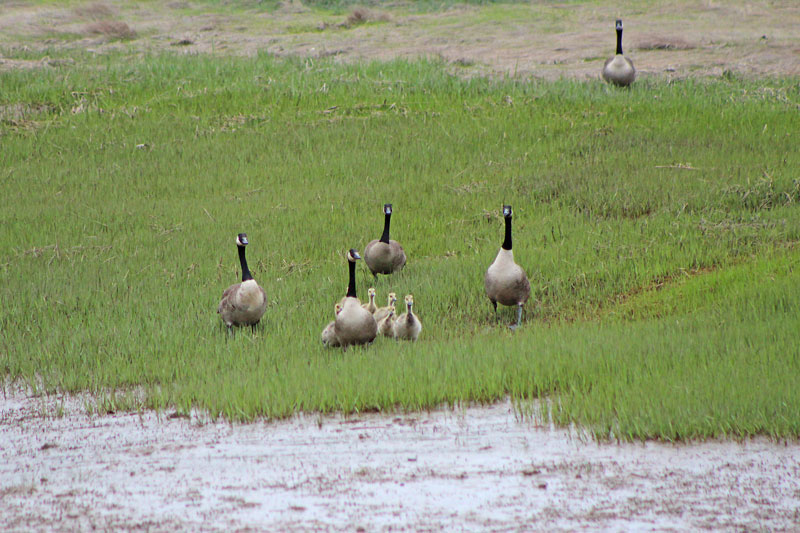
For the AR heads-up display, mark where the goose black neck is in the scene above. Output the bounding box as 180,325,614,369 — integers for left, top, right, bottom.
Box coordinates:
380,213,391,244
346,260,357,298
502,216,513,250
238,246,253,282
616,28,623,55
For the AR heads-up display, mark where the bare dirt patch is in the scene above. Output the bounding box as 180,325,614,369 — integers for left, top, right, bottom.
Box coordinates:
2,388,799,530
0,0,798,79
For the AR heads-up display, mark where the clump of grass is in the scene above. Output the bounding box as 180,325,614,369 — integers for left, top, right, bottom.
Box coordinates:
341,7,391,28
84,21,136,41
73,2,115,20
636,38,695,51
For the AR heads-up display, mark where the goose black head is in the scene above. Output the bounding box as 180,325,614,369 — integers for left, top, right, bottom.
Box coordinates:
502,205,512,218
236,233,249,247
384,204,393,215
616,19,623,31
348,248,362,262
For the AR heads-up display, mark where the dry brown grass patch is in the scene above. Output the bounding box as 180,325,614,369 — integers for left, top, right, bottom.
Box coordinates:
342,7,391,28
73,2,114,20
84,20,136,40
636,38,695,51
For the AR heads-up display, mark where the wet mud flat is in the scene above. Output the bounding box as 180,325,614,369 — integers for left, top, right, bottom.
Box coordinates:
2,392,799,531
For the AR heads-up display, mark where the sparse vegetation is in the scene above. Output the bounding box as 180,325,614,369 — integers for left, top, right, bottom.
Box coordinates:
83,20,136,40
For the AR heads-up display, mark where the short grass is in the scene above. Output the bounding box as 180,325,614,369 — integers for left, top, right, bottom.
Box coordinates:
1,50,799,440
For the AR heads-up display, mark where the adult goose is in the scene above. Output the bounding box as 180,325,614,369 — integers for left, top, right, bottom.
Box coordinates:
393,294,422,341
334,249,378,348
218,233,267,332
364,203,406,277
484,205,530,329
602,19,636,87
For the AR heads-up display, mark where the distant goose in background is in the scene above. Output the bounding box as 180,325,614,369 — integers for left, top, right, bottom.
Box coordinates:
364,203,406,277
373,292,397,323
218,233,267,332
393,294,422,341
484,205,530,329
377,304,396,338
362,287,377,314
602,19,636,87
334,249,378,348
321,303,343,347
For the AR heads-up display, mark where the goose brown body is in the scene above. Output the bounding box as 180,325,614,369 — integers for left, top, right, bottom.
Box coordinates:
364,240,406,275
218,280,267,327
484,249,530,307
336,297,378,347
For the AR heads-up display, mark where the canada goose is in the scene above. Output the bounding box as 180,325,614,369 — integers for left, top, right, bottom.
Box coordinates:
361,287,377,314
321,303,343,347
485,205,531,329
393,294,422,341
373,292,397,323
364,203,406,277
602,19,636,87
377,304,396,338
334,249,378,348
218,233,267,332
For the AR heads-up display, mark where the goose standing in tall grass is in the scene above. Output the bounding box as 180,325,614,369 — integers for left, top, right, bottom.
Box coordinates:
393,294,422,341
602,19,636,87
364,203,406,277
334,249,378,348
218,233,267,333
485,205,530,329
321,303,343,347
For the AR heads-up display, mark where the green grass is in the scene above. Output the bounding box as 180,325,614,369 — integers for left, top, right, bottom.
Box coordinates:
1,51,799,440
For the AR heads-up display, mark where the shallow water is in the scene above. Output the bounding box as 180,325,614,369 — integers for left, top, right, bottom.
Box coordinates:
1,389,799,531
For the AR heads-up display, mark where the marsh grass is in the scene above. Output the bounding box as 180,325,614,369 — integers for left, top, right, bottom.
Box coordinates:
1,51,799,439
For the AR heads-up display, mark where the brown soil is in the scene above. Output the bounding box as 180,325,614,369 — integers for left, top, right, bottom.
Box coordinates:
2,388,799,530
1,0,799,79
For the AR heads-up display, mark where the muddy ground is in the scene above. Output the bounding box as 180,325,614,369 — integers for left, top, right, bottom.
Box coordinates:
2,388,799,530
0,0,799,79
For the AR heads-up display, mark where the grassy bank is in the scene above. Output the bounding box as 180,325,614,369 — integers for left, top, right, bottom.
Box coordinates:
1,51,799,439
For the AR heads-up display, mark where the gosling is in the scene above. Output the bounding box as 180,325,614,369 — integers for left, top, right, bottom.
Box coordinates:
393,294,422,341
